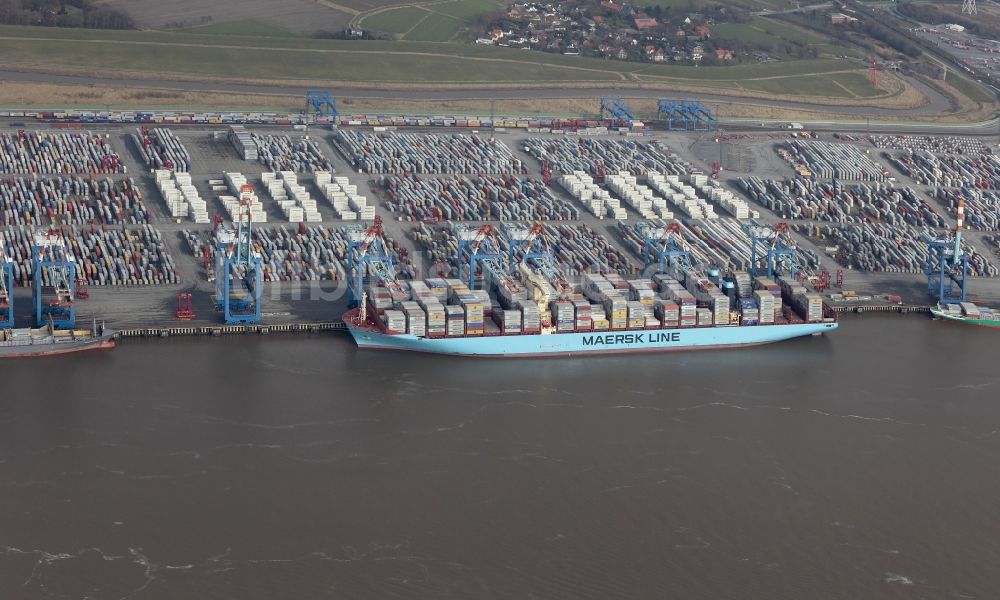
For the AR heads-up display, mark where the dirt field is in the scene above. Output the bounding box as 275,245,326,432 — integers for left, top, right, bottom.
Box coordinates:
102,0,353,32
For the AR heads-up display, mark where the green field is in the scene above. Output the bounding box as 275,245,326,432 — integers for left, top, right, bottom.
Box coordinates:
946,73,996,103
360,0,502,41
830,72,881,98
738,72,879,98
712,17,828,45
406,13,464,41
640,0,792,10
433,0,503,21
0,24,868,89
360,6,430,35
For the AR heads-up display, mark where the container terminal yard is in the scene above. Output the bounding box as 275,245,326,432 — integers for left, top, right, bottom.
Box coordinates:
2,100,999,344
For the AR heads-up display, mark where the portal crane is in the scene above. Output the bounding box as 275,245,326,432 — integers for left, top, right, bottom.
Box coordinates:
744,222,799,280
32,228,76,329
503,223,572,315
0,244,13,329
922,197,969,304
657,98,715,131
215,185,262,324
346,215,405,308
599,96,635,127
638,222,691,277
305,89,338,122
453,223,507,290
504,223,572,290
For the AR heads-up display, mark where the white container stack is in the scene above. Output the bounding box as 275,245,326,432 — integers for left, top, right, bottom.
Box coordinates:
321,175,373,220
153,169,209,223
262,171,322,223
608,171,674,219
220,172,268,223
647,173,717,219
704,185,750,219
559,171,626,220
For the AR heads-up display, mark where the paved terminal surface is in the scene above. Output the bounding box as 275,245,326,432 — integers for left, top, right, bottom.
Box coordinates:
3,124,1000,331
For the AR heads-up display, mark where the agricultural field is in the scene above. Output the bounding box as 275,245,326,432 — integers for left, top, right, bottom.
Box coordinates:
178,19,296,38
103,0,354,33
712,17,858,57
714,18,826,46
358,7,430,35
358,0,506,41
640,0,794,11
405,14,464,42
0,25,863,87
739,72,878,98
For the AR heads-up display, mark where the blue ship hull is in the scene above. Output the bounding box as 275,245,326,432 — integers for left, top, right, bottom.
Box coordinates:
346,321,838,357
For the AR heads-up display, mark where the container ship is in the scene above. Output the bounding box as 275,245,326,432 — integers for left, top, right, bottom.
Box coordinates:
344,269,838,357
0,322,115,358
930,302,1000,328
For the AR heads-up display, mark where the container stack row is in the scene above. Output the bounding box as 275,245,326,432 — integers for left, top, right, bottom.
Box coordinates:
777,141,888,182
219,172,268,223
559,171,626,220
739,177,946,228
336,130,524,175
522,137,693,177
1,131,124,174
317,171,374,220
647,173,717,219
410,223,635,277
867,135,987,155
608,171,674,220
254,134,332,173
153,170,209,223
793,223,999,276
131,127,192,172
0,225,179,286
616,219,820,273
889,151,1000,189
0,176,148,225
261,171,322,223
686,174,752,219
933,188,1000,231
228,126,257,161
183,226,415,282
382,174,580,221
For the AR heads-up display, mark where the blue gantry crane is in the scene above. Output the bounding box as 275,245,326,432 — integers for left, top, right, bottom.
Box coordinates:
638,222,692,277
0,244,13,329
599,96,635,126
453,223,507,289
502,222,574,289
31,229,76,329
346,215,405,308
657,99,714,131
503,222,552,272
922,196,968,304
305,89,338,121
215,187,262,324
745,222,798,279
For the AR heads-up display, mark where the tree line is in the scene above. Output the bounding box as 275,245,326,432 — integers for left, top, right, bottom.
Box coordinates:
897,3,1000,42
0,0,135,30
